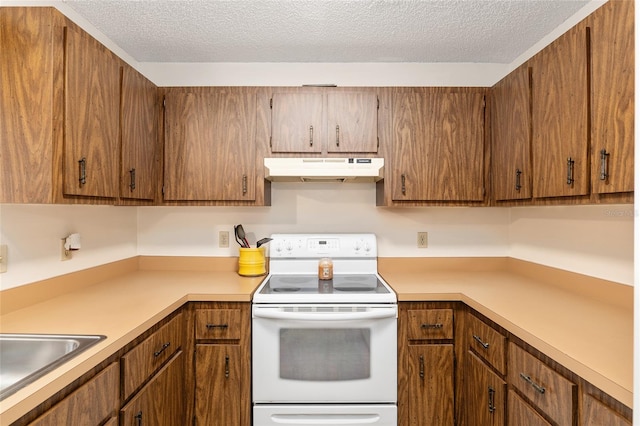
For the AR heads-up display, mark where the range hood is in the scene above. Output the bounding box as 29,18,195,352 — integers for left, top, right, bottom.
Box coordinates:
264,158,384,182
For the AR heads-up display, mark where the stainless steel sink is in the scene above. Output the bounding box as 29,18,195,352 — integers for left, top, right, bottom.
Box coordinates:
0,333,105,400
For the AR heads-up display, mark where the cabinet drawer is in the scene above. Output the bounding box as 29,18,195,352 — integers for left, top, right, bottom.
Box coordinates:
508,342,576,426
467,313,507,374
30,362,119,426
122,312,183,400
406,309,453,340
508,389,551,426
195,309,243,340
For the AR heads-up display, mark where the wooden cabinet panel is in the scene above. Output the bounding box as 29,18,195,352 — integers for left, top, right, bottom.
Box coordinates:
195,308,243,340
406,309,454,340
508,342,577,426
29,362,119,426
466,313,507,375
163,87,256,201
491,63,532,201
120,64,157,201
195,344,242,426
531,23,589,198
63,24,120,198
270,92,323,153
392,88,486,201
582,392,631,426
405,345,455,425
508,389,551,426
589,0,634,195
121,312,183,400
465,351,505,426
120,351,185,426
326,91,378,153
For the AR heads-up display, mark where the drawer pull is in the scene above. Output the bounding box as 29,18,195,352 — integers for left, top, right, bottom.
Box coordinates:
519,372,546,394
419,355,424,379
135,410,143,426
153,342,170,357
566,157,575,186
206,323,229,329
488,386,496,413
473,334,490,349
225,355,230,378
421,323,443,329
599,149,610,181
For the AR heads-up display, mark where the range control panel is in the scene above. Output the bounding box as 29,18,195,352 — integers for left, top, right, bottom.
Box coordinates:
269,234,377,258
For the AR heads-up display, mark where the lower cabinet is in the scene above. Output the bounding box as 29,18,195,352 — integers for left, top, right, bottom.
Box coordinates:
120,351,185,426
507,390,550,426
192,302,251,426
28,362,119,426
582,392,632,426
464,351,506,426
398,303,456,425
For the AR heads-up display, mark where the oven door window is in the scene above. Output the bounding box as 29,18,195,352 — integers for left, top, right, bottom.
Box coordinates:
280,328,370,381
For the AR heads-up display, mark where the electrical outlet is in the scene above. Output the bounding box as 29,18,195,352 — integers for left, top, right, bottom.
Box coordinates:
0,244,7,273
61,239,72,261
417,232,428,248
219,231,229,248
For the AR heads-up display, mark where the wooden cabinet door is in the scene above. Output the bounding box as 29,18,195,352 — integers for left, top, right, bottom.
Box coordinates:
30,362,119,426
270,92,323,153
531,23,589,198
392,88,485,201
64,24,120,198
120,351,185,426
464,351,505,426
491,63,532,201
405,345,454,425
195,344,242,426
327,92,378,153
589,0,634,194
163,87,256,201
581,392,631,426
508,390,551,426
120,64,157,201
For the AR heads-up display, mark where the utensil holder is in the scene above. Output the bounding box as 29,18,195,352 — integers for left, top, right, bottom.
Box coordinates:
238,247,266,277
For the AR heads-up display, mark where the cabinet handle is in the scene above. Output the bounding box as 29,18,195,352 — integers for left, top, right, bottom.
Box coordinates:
225,355,230,378
153,342,170,357
473,334,490,349
421,323,443,329
78,157,87,186
242,174,247,195
515,168,522,191
206,323,229,329
419,355,424,379
135,411,143,426
488,386,496,413
599,149,610,181
566,157,575,186
129,168,136,192
401,174,406,195
335,125,340,147
519,372,546,394
309,125,314,146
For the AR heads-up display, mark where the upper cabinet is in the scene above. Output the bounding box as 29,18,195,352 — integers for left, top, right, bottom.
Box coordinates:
269,89,379,155
63,24,121,199
530,22,589,199
120,64,158,202
389,87,486,203
162,87,257,202
588,0,634,196
490,64,532,201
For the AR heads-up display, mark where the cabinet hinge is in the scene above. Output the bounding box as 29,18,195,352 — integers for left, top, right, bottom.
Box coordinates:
162,185,165,195
269,98,273,109
269,136,272,148
162,96,166,109
377,96,379,110
482,95,486,109
377,136,380,149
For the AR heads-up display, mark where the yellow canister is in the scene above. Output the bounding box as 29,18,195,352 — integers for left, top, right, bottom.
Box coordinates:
238,247,266,277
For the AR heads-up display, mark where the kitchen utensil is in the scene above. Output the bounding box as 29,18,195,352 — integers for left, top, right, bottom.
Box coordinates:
236,224,250,248
256,238,273,248
234,225,247,248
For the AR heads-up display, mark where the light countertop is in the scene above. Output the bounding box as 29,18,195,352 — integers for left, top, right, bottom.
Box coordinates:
0,256,633,425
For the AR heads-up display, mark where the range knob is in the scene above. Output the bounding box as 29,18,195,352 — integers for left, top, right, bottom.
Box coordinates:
364,242,372,253
354,241,362,252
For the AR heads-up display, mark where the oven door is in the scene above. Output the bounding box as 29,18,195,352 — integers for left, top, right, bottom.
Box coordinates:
252,304,397,403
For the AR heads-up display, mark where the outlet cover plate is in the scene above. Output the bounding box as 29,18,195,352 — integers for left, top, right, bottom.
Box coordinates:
0,244,7,273
61,239,72,261
417,232,428,248
219,231,229,248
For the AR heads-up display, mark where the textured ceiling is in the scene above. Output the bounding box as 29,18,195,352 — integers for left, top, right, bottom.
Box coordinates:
63,0,591,63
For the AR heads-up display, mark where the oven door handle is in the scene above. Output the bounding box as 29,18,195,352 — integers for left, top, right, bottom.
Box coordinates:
253,307,397,321
270,414,381,424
